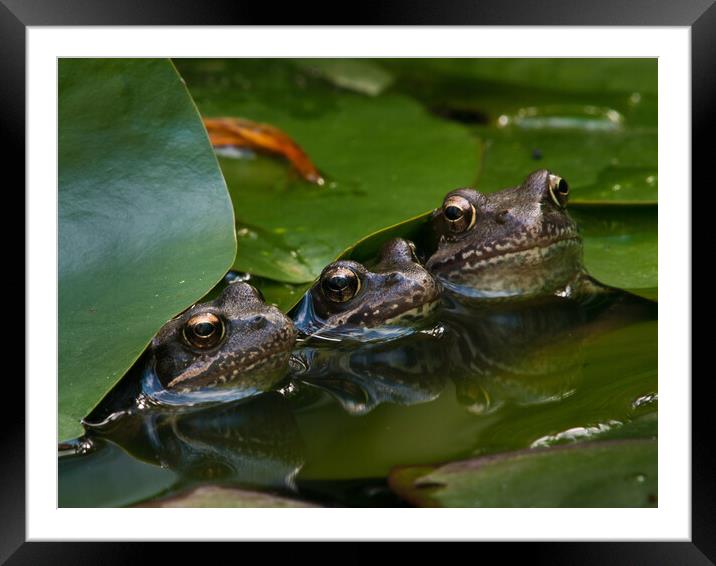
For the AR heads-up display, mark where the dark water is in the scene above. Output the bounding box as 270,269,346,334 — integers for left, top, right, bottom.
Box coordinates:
59,291,657,507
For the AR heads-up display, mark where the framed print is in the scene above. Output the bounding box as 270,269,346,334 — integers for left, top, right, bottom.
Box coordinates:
10,0,708,562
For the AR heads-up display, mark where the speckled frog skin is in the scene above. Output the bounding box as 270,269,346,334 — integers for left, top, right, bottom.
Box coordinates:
151,282,297,391
426,169,585,301
293,238,441,336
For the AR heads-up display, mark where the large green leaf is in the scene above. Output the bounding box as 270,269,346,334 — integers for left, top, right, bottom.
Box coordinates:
374,59,657,204
472,126,657,204
389,439,657,507
174,59,481,284
59,59,236,441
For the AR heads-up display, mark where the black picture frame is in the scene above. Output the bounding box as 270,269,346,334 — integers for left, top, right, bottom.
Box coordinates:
9,0,707,563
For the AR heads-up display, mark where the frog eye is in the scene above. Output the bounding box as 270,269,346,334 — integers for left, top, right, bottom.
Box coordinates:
183,312,226,350
548,174,569,208
320,266,361,303
442,195,476,233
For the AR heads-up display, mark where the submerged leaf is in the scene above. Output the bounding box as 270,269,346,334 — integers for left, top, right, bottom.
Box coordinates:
389,439,657,507
135,485,318,508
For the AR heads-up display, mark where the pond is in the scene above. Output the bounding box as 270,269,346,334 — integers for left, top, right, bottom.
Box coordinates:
60,290,656,507
58,58,657,508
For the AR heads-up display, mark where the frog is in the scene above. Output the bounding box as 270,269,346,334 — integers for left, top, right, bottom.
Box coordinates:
150,281,297,392
426,169,593,301
291,237,442,338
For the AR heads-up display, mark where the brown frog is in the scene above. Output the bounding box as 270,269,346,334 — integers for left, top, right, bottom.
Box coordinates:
426,169,591,301
150,282,297,392
292,237,441,338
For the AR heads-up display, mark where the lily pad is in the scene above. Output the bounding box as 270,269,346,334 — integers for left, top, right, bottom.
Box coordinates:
389,439,657,507
571,204,657,296
297,59,394,96
378,58,657,129
379,59,657,98
59,59,236,441
375,59,657,204
135,485,318,508
250,276,313,314
235,221,316,284
174,59,481,284
473,126,657,204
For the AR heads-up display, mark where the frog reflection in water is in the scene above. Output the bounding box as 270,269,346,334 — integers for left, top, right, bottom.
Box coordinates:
294,332,448,415
151,281,297,392
89,392,306,492
427,169,596,301
292,237,442,339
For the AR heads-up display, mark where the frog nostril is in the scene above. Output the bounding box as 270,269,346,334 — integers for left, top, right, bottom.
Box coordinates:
249,315,268,330
495,210,510,224
386,272,404,285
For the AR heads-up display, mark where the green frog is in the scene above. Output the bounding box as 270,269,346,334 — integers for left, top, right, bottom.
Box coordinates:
426,169,592,301
291,237,441,339
151,281,297,392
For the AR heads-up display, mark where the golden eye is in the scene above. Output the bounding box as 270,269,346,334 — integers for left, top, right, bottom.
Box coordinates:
548,174,569,208
442,195,476,233
320,266,361,303
183,312,225,350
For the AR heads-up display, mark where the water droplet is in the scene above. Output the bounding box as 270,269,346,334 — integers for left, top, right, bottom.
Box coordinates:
236,227,258,240
214,146,257,160
501,105,623,131
225,271,251,284
632,392,658,409
420,323,445,339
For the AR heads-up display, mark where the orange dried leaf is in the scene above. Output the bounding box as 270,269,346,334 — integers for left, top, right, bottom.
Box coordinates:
204,117,323,185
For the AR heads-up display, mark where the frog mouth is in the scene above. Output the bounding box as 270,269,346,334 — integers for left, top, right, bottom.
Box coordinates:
166,343,292,391
431,234,581,274
382,298,440,325
473,234,581,265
